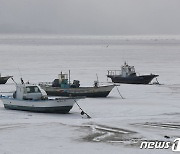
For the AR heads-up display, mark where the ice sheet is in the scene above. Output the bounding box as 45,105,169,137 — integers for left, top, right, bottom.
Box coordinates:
0,35,179,154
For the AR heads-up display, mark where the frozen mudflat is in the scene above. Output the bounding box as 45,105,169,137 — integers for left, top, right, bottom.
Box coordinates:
0,35,180,154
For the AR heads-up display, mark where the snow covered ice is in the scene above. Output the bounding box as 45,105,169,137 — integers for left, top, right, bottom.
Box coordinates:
0,35,180,154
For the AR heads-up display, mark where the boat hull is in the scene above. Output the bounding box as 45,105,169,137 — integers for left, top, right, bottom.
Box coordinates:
40,85,115,97
4,104,73,113
107,74,159,84
1,97,75,113
0,76,12,84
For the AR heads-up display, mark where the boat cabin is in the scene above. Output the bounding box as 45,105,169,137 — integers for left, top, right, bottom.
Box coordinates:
13,84,47,100
58,73,69,88
121,62,136,77
52,72,80,88
107,62,136,77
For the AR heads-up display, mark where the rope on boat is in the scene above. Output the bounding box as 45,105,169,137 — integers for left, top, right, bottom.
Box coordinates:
11,77,17,85
116,86,124,99
74,99,91,119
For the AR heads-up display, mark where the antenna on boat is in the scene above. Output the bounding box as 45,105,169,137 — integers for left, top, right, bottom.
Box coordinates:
96,73,99,82
74,99,91,119
95,73,99,87
18,67,22,78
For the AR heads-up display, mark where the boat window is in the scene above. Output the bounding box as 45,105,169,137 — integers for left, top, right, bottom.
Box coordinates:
26,86,41,93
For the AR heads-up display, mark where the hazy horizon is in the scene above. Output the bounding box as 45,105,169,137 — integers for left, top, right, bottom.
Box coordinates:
0,0,180,35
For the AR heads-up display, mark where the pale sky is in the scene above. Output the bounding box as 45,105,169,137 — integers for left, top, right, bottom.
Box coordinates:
0,0,180,35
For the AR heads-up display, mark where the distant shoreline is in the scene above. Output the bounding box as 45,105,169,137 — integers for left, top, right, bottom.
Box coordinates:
0,34,180,46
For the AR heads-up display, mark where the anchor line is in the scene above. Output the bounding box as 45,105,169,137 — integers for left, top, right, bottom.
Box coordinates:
116,86,124,99
74,99,91,119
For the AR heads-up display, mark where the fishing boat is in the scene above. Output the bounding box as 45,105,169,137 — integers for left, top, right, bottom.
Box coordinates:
0,74,12,84
0,79,77,113
107,62,159,84
39,72,115,97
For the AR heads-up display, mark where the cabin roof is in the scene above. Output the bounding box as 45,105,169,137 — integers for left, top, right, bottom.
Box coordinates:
16,84,38,88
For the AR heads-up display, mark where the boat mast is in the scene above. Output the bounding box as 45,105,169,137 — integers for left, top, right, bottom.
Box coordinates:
69,70,71,85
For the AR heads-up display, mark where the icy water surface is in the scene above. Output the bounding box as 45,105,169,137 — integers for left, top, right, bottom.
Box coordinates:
0,35,180,154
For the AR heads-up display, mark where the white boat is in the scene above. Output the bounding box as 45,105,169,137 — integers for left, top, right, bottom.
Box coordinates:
0,82,76,113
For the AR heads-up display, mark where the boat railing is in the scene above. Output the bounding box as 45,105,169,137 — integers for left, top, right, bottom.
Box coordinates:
107,70,121,76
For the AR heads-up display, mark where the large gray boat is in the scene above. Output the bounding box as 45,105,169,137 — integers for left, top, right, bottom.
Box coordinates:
40,72,115,97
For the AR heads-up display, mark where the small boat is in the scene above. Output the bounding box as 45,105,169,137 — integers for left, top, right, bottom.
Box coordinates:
0,80,76,113
0,74,12,84
39,72,115,97
107,62,159,84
